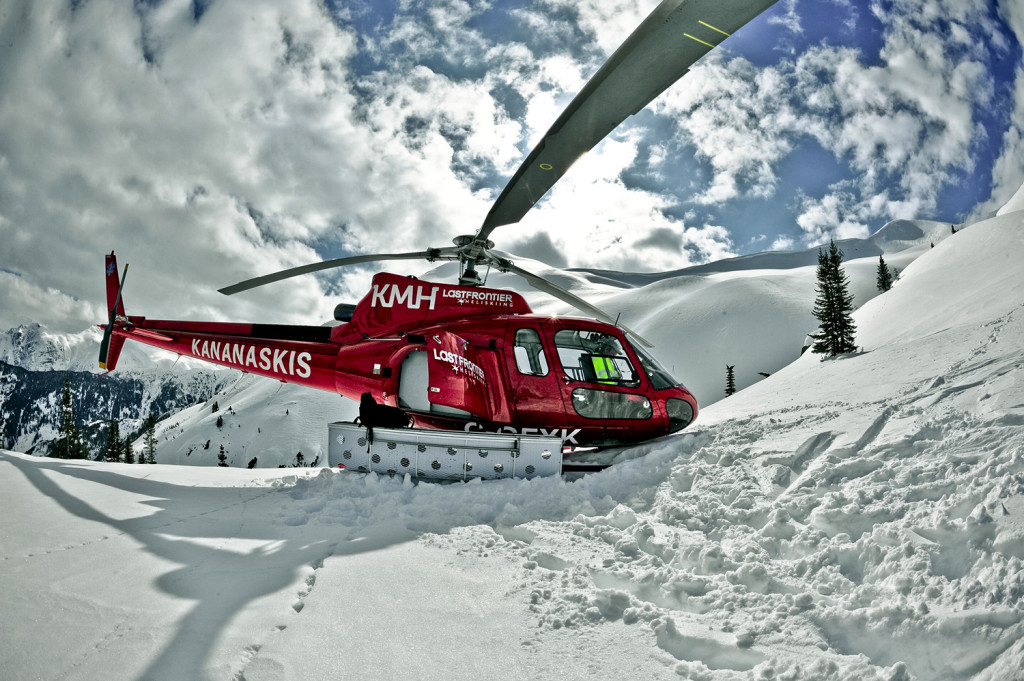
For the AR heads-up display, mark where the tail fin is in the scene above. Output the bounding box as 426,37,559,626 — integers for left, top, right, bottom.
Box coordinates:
99,251,128,371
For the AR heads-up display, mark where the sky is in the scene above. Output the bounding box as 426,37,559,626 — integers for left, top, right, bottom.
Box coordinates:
1,0,1023,335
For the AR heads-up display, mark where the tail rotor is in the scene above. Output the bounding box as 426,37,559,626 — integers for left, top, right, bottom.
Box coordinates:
99,252,129,371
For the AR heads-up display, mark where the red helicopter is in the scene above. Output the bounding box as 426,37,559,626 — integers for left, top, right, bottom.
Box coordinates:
99,0,778,449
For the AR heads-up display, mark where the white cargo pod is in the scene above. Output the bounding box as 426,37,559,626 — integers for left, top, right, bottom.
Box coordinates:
328,422,563,480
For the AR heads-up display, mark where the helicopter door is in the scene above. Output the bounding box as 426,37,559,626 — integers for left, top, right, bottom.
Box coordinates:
551,328,656,442
505,326,568,430
425,331,489,418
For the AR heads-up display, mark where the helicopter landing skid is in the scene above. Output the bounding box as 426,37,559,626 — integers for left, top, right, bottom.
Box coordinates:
328,422,564,481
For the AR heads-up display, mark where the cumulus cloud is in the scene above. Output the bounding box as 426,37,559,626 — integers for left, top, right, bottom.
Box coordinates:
1,1,364,331
977,0,1024,215
502,135,736,273
981,69,1024,215
0,0,514,332
657,55,795,206
655,0,1012,245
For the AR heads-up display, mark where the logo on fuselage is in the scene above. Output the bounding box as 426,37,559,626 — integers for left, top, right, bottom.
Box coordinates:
370,282,517,310
432,348,485,383
191,339,312,379
371,283,437,310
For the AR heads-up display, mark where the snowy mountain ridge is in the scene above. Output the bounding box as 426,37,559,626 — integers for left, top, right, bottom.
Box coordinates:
0,322,217,373
0,323,100,372
0,323,228,455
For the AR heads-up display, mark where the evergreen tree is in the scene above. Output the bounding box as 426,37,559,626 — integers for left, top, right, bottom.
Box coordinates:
810,240,858,357
218,444,228,467
725,365,736,396
876,254,894,292
144,414,158,464
56,378,87,459
103,418,122,462
212,401,219,413
124,434,135,464
216,415,224,428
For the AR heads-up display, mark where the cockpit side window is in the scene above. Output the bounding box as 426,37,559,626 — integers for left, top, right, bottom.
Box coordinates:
513,328,549,376
627,336,680,390
553,329,638,386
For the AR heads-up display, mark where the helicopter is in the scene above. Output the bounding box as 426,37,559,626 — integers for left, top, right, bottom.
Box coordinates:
99,0,779,450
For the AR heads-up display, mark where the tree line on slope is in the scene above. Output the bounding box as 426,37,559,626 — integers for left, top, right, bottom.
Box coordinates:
53,377,158,463
725,239,907,396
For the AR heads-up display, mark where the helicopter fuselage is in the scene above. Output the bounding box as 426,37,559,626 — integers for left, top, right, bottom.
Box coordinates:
102,260,697,449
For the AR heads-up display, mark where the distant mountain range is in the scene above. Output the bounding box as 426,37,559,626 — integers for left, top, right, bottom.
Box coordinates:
0,323,228,456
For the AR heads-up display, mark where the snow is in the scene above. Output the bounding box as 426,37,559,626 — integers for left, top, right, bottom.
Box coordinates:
144,377,353,469
3,203,1024,680
997,182,1024,217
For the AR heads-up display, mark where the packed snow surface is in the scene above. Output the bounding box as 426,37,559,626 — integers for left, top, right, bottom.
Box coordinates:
3,210,1024,680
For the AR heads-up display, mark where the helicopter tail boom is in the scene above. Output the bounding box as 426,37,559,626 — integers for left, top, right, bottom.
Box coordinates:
99,253,344,392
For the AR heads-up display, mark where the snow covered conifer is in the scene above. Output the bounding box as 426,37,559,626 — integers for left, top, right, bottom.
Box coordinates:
218,444,228,467
810,240,857,357
104,418,122,462
876,254,893,292
56,378,87,459
144,414,158,464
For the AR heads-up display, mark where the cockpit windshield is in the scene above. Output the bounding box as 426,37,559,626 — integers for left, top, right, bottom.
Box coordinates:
627,336,680,390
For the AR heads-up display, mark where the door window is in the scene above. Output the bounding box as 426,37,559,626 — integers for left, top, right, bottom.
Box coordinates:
513,328,549,376
571,389,653,420
553,329,638,386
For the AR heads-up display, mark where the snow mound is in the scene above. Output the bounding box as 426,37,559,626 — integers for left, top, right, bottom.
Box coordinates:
997,179,1024,216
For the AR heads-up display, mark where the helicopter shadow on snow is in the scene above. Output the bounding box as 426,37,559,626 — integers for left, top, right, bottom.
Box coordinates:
2,454,443,681
3,438,694,681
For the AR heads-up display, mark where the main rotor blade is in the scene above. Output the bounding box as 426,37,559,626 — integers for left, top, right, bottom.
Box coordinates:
509,263,654,348
477,0,779,241
218,250,457,295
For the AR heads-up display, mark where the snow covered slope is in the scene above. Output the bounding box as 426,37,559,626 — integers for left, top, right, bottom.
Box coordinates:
998,181,1024,216
2,205,1022,680
148,375,356,469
